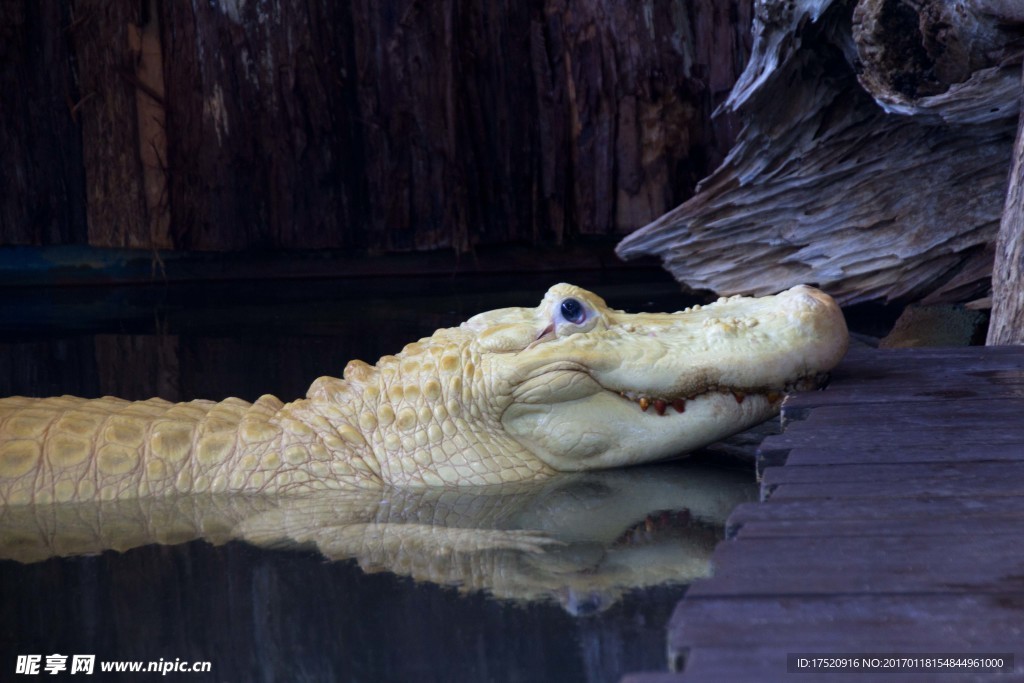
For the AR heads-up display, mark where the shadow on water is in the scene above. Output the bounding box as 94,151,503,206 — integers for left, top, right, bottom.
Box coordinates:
0,274,759,682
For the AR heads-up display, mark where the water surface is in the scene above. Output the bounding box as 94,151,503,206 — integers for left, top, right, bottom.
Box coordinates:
0,273,758,682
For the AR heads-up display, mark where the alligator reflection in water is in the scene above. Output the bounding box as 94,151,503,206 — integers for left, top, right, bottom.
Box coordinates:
0,461,754,612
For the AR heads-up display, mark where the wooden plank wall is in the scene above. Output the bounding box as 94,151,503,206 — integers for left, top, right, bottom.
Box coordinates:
626,346,1024,682
1,0,751,253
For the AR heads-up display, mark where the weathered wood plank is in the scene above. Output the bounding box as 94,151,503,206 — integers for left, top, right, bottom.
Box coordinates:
777,399,1024,433
785,375,1024,410
731,495,1024,525
759,415,1024,473
674,646,1016,683
688,533,1024,596
762,401,1024,461
811,347,1024,384
784,347,1024,410
735,487,1024,536
759,351,1024,473
766,470,1024,501
734,516,1024,540
763,461,1024,487
766,424,1024,450
771,443,1024,468
727,496,1024,538
670,593,1024,650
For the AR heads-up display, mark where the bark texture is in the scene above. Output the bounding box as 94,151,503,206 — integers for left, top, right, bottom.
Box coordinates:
0,2,87,244
987,63,1024,345
70,1,167,249
1,0,751,252
616,0,1024,305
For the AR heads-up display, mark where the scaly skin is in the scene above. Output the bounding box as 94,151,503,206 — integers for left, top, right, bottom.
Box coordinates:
0,283,848,504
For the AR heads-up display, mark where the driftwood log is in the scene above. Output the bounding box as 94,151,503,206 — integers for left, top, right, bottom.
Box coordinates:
988,62,1024,344
616,0,1024,306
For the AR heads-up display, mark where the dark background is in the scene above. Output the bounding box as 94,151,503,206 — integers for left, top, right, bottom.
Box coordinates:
1,1,751,253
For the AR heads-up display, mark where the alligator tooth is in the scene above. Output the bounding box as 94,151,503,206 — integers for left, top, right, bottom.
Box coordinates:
672,398,686,413
639,397,650,412
732,391,745,404
767,391,782,403
653,399,666,416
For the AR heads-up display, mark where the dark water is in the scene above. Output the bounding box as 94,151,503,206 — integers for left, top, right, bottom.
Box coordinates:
0,271,758,682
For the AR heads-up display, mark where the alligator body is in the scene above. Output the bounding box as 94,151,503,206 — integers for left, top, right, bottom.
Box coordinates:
0,284,847,504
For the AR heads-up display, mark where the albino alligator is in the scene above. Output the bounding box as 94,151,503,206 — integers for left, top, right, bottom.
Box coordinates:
0,283,847,504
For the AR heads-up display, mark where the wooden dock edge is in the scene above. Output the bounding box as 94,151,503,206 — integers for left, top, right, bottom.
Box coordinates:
624,346,1024,682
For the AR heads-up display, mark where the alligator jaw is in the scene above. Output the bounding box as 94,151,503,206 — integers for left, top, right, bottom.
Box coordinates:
616,372,830,414
499,284,847,474
618,388,783,415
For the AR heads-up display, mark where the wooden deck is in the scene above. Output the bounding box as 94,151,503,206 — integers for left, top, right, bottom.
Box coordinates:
625,346,1024,682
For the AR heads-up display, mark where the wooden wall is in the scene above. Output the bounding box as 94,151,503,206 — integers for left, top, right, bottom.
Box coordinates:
0,0,751,252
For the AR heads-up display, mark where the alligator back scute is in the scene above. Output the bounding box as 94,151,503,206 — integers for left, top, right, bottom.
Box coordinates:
0,395,235,505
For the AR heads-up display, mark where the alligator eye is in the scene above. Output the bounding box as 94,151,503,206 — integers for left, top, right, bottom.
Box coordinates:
560,298,586,325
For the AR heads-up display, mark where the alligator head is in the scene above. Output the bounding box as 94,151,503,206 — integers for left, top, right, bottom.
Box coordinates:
0,283,847,501
309,282,847,486
476,283,847,472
